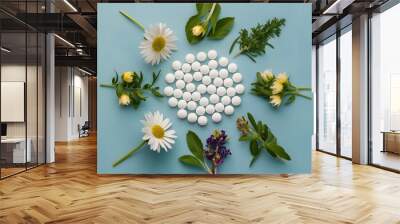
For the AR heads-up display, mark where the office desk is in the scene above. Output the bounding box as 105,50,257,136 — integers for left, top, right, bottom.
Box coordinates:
382,131,400,154
1,138,31,163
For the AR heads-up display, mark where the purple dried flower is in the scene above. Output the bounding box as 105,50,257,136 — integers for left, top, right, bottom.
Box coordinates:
204,130,231,171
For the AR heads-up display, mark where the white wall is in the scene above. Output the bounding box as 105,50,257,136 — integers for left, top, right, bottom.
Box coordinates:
54,67,89,141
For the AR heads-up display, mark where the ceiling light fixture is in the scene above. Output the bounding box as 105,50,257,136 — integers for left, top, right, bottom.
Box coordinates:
63,0,78,12
54,34,75,48
1,47,11,53
78,67,93,76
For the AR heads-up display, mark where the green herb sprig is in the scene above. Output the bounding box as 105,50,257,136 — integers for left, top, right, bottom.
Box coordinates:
185,3,235,44
179,131,213,174
236,113,291,167
229,18,285,62
101,70,163,109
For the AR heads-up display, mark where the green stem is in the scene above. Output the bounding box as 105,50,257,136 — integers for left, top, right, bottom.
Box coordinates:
113,140,147,167
293,92,312,100
100,84,114,88
119,11,145,31
204,3,217,23
296,87,312,91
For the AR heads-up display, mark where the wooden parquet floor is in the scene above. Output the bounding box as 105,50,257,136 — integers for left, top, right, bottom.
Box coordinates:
1,135,400,224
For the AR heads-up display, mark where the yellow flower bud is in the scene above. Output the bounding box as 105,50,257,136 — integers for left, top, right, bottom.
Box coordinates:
261,70,274,81
270,95,282,107
192,25,205,37
271,81,284,95
276,72,288,84
119,94,131,106
122,71,135,83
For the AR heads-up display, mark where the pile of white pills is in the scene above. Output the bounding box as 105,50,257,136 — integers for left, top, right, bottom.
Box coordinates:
164,50,245,126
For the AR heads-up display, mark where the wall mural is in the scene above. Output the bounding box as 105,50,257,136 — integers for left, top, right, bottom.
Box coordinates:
98,3,312,174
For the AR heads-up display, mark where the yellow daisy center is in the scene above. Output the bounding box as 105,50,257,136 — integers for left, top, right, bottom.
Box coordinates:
151,125,165,139
152,36,166,52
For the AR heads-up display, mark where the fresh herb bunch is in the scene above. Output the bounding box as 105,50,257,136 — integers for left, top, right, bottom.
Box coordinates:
185,3,235,44
236,113,291,167
179,130,231,174
101,70,163,108
251,71,311,108
229,18,285,62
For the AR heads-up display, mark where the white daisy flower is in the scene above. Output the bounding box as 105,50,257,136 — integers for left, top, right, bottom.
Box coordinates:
141,111,177,152
139,23,177,65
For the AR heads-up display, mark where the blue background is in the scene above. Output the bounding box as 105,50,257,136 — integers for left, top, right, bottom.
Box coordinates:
97,3,312,174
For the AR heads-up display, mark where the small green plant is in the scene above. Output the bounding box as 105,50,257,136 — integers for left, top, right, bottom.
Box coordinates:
236,113,291,167
100,70,162,108
229,18,285,62
185,3,235,44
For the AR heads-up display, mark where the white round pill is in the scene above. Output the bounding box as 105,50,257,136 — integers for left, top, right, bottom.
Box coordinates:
177,109,187,119
232,73,242,83
208,49,218,60
232,96,241,106
176,80,185,89
206,104,215,115
183,73,193,83
185,53,195,64
196,106,206,116
221,96,231,105
168,97,178,107
187,101,197,111
175,70,184,80
182,63,192,73
178,99,187,109
200,65,210,74
186,83,196,92
187,113,197,123
217,86,227,96
197,115,208,126
235,84,245,94
212,112,222,123
199,97,209,107
209,69,219,79
213,77,223,87
218,57,229,67
191,61,201,71
215,103,225,112
226,87,236,97
219,69,229,79
197,84,207,94
165,73,175,83
207,85,217,94
223,78,233,87
196,51,207,62
202,76,212,85
208,60,218,70
228,63,238,73
224,105,234,115
172,60,182,70
191,91,201,101
182,92,192,101
163,86,174,96
193,71,203,81
209,94,219,104
173,89,183,98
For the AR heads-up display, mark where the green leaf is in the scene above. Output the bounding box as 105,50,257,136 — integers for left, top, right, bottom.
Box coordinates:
250,140,261,157
179,155,205,169
247,113,258,130
186,131,204,161
196,3,212,17
116,84,124,97
239,135,250,142
185,15,204,45
266,142,291,160
249,156,258,167
229,36,239,54
285,95,296,105
208,3,221,34
151,89,163,97
208,17,234,40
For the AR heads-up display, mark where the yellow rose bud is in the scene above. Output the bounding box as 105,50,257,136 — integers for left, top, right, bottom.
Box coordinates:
270,95,282,107
276,72,288,84
192,25,205,37
271,81,284,95
122,71,135,83
119,94,130,106
261,70,274,81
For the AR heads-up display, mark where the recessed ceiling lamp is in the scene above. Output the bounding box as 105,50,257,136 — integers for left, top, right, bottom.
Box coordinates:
1,47,11,53
63,0,78,12
54,34,75,48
